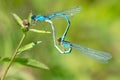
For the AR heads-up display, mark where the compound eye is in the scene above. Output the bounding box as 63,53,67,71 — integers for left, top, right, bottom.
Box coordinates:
31,15,36,20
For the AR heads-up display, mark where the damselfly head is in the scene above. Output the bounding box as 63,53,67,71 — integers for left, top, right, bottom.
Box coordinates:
57,37,72,46
58,38,62,43
31,15,36,20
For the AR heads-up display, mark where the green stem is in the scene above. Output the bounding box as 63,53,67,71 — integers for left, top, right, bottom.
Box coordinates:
1,34,26,80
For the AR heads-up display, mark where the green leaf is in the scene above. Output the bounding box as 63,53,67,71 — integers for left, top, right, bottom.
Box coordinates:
12,13,24,27
17,41,42,54
28,11,32,24
29,29,51,34
0,57,49,70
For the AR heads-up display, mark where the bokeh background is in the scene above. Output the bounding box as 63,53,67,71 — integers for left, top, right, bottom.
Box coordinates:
0,0,120,80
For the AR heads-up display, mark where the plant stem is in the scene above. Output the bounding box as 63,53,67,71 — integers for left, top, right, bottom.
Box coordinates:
1,34,26,80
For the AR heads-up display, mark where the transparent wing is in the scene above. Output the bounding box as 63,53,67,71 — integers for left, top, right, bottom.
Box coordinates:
72,44,112,63
47,6,82,18
57,6,82,17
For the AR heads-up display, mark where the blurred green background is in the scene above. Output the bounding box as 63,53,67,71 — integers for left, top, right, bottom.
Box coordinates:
0,0,120,80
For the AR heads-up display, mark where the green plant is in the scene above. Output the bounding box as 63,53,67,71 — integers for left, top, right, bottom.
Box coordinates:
0,12,50,80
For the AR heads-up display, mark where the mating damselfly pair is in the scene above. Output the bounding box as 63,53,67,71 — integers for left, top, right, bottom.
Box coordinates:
31,6,112,63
